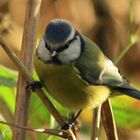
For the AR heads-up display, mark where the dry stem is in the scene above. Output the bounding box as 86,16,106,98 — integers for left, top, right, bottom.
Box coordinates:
12,0,42,140
101,100,118,140
0,121,68,139
91,106,101,140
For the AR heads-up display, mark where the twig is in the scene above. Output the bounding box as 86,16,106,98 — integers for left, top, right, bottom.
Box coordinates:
101,100,118,140
91,106,101,140
0,121,68,139
12,0,42,140
68,129,77,140
114,37,140,65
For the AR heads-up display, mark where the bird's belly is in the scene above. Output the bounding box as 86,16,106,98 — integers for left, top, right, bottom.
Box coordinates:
44,77,91,111
42,70,110,111
34,60,110,111
45,79,110,111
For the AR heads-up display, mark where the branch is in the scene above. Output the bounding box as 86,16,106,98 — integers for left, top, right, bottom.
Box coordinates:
12,0,42,139
0,121,68,139
91,106,101,140
68,129,77,140
101,100,118,140
114,37,140,64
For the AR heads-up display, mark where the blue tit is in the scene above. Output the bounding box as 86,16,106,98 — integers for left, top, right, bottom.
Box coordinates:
34,19,140,112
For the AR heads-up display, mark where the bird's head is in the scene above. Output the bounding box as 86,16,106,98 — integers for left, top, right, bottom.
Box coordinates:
37,19,85,64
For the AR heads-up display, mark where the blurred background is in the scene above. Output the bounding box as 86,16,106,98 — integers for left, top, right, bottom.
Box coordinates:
0,0,140,140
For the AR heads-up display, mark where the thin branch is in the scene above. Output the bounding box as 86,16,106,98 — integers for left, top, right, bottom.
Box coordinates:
0,121,68,139
0,38,31,82
101,100,118,140
91,106,101,140
114,37,140,65
68,129,77,140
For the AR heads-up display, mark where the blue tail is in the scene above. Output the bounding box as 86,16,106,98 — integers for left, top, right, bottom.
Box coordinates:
116,87,140,99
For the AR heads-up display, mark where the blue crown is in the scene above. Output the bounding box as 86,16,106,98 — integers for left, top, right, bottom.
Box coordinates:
45,19,72,44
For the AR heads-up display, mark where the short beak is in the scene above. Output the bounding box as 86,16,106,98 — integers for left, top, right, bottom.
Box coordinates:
50,50,57,57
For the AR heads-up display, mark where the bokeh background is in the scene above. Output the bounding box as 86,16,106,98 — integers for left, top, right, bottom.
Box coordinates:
0,0,140,140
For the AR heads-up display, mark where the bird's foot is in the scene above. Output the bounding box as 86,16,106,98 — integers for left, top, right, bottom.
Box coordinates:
61,122,73,130
61,118,76,131
26,81,43,90
61,110,82,131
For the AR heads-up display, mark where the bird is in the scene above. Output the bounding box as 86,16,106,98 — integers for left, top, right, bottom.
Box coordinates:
34,18,140,115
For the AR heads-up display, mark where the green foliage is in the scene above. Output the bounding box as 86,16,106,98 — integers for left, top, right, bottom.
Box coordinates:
0,65,16,140
0,65,17,80
0,115,12,140
0,86,15,113
0,65,17,112
0,65,17,87
0,76,17,87
111,96,140,129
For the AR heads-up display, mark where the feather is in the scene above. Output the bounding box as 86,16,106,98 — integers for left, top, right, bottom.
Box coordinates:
113,86,140,99
74,36,140,100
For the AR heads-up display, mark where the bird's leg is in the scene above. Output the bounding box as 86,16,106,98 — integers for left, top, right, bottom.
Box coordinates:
25,81,43,90
61,109,82,130
69,112,81,137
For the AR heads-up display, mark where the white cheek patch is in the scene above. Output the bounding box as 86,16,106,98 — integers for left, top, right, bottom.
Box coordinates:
37,39,51,62
58,36,81,64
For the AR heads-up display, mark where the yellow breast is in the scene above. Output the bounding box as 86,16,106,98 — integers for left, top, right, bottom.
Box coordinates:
34,55,111,111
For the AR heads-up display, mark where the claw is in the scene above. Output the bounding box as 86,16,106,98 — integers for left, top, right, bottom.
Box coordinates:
61,110,82,131
26,81,43,90
61,122,71,130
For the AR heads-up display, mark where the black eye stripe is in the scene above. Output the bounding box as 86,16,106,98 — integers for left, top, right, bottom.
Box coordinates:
56,35,77,52
44,32,77,53
44,40,51,51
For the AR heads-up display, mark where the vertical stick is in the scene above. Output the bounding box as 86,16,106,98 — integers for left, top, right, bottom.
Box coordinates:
101,99,118,140
91,106,101,140
12,0,42,140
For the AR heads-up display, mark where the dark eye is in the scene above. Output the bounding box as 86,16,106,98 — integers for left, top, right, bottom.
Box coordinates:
57,36,77,52
56,42,70,52
44,41,51,51
44,34,77,53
